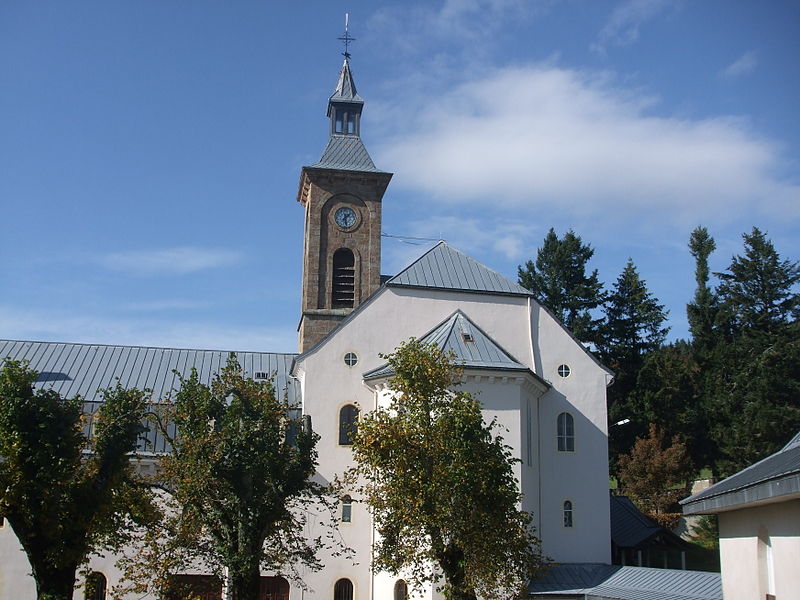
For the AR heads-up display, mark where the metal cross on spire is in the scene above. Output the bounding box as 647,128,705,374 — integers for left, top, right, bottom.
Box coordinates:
338,13,355,59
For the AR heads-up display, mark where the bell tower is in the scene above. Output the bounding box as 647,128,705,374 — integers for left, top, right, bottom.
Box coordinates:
296,56,392,352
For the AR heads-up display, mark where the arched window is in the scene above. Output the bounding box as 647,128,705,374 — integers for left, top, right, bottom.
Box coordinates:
341,495,353,523
332,248,355,308
563,500,574,528
334,578,354,600
85,572,107,600
339,404,359,445
557,412,574,452
260,575,290,600
394,580,408,600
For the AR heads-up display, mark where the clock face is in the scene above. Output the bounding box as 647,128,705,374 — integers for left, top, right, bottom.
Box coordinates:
335,206,357,229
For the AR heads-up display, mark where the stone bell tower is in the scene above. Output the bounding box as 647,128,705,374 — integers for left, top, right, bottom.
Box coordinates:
296,56,392,352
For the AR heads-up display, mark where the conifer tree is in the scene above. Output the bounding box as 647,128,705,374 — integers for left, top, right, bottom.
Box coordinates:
707,228,800,473
715,227,800,335
598,259,669,468
518,228,605,344
686,226,719,353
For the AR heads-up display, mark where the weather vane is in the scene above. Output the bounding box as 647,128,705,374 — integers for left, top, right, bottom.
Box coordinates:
338,13,355,59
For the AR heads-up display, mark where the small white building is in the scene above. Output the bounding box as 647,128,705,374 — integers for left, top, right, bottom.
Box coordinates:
682,431,800,600
0,56,614,599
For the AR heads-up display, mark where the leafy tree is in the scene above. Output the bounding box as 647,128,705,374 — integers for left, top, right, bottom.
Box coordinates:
518,228,605,343
349,339,546,600
617,424,694,515
0,360,153,600
125,354,326,600
598,259,669,468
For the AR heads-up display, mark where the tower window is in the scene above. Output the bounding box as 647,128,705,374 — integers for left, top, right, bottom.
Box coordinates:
334,109,357,135
332,248,355,308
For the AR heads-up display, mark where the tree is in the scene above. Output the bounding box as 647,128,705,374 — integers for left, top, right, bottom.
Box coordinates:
706,228,800,473
686,226,719,354
626,341,716,470
617,424,694,516
349,339,546,600
715,226,800,336
0,360,153,600
598,259,669,468
126,354,326,600
518,228,605,344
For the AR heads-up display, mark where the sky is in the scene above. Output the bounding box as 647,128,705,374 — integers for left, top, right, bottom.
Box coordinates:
1,0,798,353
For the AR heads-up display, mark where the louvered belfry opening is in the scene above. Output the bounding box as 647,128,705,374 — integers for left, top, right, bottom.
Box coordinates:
332,248,356,308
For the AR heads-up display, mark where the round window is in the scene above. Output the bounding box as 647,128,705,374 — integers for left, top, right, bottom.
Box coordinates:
557,364,571,378
344,352,358,367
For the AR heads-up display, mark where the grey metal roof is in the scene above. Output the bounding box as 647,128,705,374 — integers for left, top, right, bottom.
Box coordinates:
387,241,532,296
0,339,299,454
529,564,721,600
681,429,800,514
310,135,382,172
611,496,688,549
363,310,536,381
328,58,363,106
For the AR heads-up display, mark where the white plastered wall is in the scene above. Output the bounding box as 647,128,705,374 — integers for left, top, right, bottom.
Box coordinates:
717,499,800,600
293,284,612,599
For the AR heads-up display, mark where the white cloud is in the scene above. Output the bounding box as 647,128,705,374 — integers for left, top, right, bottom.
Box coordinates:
100,247,242,275
375,65,799,225
720,50,758,79
592,0,675,54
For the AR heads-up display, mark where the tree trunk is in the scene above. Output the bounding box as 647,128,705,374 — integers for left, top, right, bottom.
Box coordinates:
439,545,477,600
31,560,78,600
229,560,261,600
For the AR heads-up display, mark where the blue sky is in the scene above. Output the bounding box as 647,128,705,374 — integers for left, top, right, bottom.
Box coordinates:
1,0,798,353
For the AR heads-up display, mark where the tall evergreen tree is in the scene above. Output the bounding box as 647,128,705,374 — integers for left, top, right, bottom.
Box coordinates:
686,226,719,353
599,259,669,470
707,228,800,473
715,227,800,336
518,228,605,344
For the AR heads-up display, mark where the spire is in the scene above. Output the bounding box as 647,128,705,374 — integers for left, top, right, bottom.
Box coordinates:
308,17,384,173
329,59,364,106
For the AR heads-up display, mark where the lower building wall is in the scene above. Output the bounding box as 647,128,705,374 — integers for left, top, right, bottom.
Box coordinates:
718,499,800,600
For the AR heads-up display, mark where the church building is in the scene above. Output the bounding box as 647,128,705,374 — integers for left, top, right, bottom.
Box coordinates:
0,55,614,600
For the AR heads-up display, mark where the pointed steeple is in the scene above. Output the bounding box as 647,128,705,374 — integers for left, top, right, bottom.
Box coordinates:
327,58,364,137
311,57,383,173
329,58,363,107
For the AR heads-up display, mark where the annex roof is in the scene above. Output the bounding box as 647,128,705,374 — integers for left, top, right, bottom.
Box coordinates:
529,564,721,600
363,310,542,384
310,135,382,172
681,430,800,514
0,339,299,453
386,241,532,296
611,496,688,549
